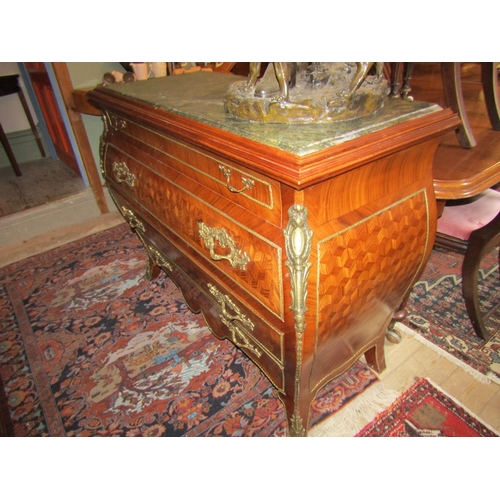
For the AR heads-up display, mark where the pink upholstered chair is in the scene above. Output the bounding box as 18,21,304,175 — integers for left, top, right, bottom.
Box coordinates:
435,188,500,340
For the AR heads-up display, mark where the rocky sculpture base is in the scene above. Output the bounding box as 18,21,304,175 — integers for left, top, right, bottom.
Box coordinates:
224,63,388,124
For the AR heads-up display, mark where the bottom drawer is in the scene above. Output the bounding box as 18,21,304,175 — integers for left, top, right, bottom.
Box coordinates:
200,280,285,392
111,190,286,392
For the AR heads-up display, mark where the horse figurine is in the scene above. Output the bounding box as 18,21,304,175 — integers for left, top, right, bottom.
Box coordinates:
245,62,384,107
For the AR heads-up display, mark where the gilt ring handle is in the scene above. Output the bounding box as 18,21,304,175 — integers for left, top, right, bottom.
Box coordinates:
219,165,255,194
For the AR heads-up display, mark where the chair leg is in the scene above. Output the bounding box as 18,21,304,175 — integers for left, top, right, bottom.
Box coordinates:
481,62,500,131
17,88,46,157
462,210,500,340
0,122,22,176
441,62,477,148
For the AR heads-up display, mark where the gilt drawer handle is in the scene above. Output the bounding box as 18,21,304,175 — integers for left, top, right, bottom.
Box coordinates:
122,207,145,233
148,244,173,272
208,284,261,358
219,165,255,194
198,222,250,270
112,161,136,187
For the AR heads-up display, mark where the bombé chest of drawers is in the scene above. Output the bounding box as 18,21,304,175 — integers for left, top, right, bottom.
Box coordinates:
89,72,459,436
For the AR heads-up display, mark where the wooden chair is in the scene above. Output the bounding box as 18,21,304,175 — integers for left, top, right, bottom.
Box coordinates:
433,63,500,341
388,63,500,343
388,63,500,145
435,189,500,340
0,74,46,176
441,62,500,148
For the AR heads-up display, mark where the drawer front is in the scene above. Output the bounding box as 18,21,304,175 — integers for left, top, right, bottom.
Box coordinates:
104,111,282,226
203,281,285,391
104,145,285,321
111,196,285,391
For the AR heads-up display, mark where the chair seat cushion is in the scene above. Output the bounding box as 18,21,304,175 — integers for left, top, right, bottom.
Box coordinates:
437,188,500,240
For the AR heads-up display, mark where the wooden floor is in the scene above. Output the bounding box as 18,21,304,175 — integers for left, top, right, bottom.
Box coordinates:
381,328,500,433
1,62,499,435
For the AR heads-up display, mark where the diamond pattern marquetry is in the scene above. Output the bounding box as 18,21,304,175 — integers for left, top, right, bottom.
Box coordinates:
143,176,283,318
316,191,429,340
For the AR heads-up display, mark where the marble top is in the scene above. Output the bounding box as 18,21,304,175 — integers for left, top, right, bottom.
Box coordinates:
104,71,442,157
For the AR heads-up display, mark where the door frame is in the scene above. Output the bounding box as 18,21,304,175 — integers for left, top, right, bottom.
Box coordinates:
18,64,58,160
21,62,109,215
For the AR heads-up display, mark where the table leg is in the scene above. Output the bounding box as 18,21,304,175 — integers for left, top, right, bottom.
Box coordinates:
17,88,46,157
0,122,22,176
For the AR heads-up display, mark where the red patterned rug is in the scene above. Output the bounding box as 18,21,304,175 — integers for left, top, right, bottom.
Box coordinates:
356,378,499,437
403,248,500,383
0,223,380,437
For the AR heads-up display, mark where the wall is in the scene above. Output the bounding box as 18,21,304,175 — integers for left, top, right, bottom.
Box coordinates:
1,62,124,174
0,62,38,133
66,62,124,180
0,62,45,167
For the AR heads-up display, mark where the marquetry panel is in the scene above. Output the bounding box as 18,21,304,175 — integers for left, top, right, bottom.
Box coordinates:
311,190,430,388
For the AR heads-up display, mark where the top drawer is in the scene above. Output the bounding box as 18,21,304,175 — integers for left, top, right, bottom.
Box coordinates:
104,111,282,226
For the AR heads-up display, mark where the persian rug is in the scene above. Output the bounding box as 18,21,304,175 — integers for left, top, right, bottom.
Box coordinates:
356,378,499,437
0,223,388,437
402,248,500,384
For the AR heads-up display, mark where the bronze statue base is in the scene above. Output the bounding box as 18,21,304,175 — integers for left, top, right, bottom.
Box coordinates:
224,65,388,124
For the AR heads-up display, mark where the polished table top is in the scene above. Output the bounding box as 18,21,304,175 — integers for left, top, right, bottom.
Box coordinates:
409,63,500,200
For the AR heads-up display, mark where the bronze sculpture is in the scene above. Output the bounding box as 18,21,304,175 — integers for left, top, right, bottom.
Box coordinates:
224,62,388,123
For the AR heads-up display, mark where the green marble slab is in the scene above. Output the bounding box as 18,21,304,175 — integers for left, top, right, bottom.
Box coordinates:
104,71,442,157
